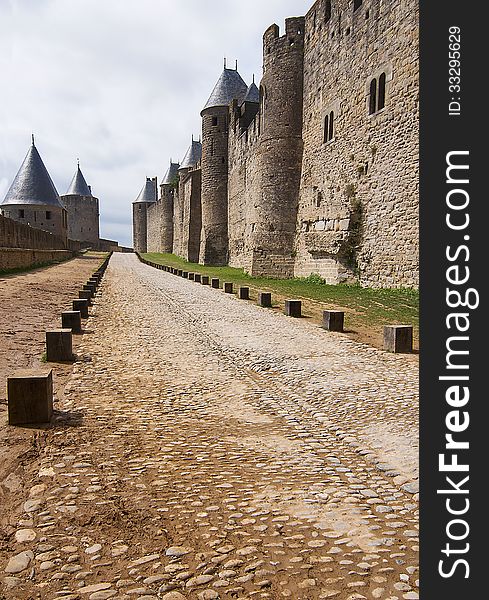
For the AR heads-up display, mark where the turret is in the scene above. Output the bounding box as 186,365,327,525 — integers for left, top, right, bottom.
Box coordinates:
174,139,201,258
0,136,68,244
159,160,180,253
60,162,100,244
199,62,247,265
250,17,305,276
132,177,157,253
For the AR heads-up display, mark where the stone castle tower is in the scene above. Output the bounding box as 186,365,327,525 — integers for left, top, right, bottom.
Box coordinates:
132,177,158,253
136,0,419,289
200,65,247,266
60,162,100,244
159,161,180,253
0,138,68,243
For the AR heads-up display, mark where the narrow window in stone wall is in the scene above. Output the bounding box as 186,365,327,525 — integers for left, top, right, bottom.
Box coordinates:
325,0,331,23
369,78,377,115
324,111,334,143
378,72,386,110
46,210,52,220
212,116,218,126
34,211,37,221
353,0,362,11
18,209,25,219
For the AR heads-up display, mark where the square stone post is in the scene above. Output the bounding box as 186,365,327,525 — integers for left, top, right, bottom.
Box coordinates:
238,287,250,300
46,329,73,362
384,325,413,353
201,276,210,285
78,290,92,305
224,282,234,294
72,299,89,319
285,300,302,317
61,311,82,334
194,274,202,283
322,310,344,332
258,292,272,307
211,278,220,289
7,370,53,425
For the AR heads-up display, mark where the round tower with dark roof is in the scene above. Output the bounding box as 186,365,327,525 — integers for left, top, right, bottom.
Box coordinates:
1,137,68,243
159,160,180,253
60,162,100,245
200,63,247,265
132,177,157,253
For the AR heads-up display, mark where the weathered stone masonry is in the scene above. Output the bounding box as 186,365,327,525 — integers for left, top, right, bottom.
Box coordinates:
135,0,419,288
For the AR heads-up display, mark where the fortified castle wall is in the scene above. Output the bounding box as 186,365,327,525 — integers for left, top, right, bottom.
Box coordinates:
136,0,419,289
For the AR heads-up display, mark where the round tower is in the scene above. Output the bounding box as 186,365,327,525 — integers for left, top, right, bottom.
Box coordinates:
60,162,100,244
250,17,305,277
0,137,68,244
200,63,247,265
132,177,157,253
159,160,180,253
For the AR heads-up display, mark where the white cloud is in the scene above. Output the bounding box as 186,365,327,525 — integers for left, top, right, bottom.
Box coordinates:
0,0,311,247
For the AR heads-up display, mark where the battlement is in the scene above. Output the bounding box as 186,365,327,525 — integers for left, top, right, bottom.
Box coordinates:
263,17,305,66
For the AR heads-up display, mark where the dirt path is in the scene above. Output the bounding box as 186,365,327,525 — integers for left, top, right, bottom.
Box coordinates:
1,254,419,600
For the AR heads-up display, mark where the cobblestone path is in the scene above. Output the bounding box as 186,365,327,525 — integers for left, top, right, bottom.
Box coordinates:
2,253,419,600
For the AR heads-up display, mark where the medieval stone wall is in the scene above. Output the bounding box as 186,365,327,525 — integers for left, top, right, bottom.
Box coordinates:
295,0,419,287
147,202,163,254
0,213,66,250
0,205,67,245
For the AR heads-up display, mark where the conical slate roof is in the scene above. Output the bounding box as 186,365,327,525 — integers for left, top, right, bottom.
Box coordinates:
179,140,202,170
133,177,157,204
202,68,248,112
2,141,62,207
161,162,180,185
65,164,92,196
242,81,259,104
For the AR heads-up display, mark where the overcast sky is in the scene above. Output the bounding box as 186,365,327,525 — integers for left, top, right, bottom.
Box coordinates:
0,0,311,247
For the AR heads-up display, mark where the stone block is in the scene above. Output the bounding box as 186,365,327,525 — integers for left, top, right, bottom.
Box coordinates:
7,370,53,425
322,310,344,332
194,274,202,283
201,275,210,285
285,299,302,317
188,273,195,281
78,290,92,305
258,292,272,307
183,271,189,278
61,311,82,334
177,269,183,277
224,282,234,294
83,284,95,294
211,278,220,289
46,329,73,362
384,325,413,353
72,299,89,319
238,286,250,300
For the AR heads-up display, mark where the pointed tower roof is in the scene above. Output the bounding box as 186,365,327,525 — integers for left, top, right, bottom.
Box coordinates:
179,140,202,170
242,81,259,104
65,163,92,196
202,67,248,113
161,161,180,185
2,138,62,207
133,177,157,204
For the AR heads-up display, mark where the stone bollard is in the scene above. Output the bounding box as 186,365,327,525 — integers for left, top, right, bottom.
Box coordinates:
285,299,302,318
177,269,183,277
194,274,202,283
188,273,195,281
224,282,234,294
46,329,73,362
183,271,189,278
211,278,220,289
238,286,249,300
322,310,344,332
258,292,272,308
384,325,413,353
73,299,89,319
7,370,53,425
201,276,210,285
61,311,82,334
78,290,92,305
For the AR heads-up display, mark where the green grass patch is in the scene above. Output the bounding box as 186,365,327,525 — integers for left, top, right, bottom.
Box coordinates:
142,252,419,340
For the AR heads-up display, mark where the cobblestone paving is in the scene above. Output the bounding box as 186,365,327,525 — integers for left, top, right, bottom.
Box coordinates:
2,254,419,599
